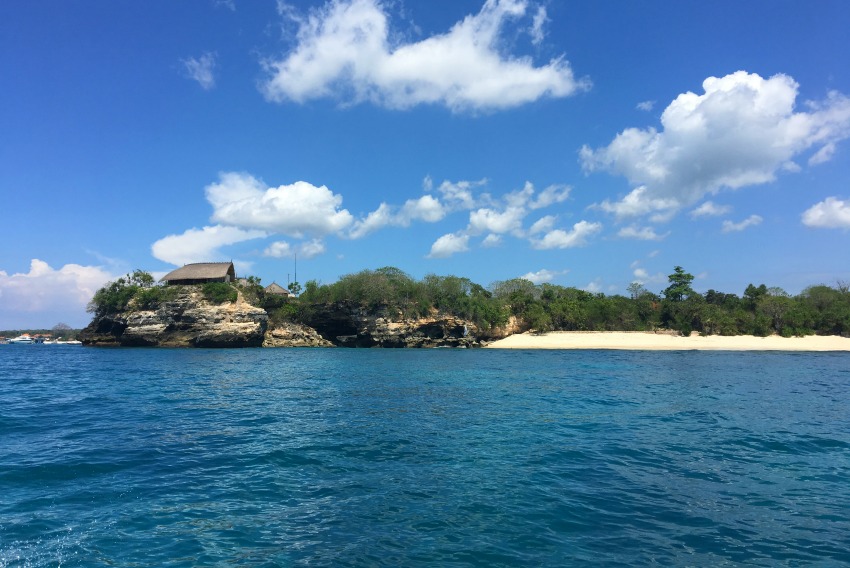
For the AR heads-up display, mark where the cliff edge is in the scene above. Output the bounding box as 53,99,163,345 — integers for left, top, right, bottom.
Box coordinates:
79,287,268,347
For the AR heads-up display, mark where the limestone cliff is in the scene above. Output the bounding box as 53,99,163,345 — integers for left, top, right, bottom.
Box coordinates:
79,287,268,348
81,288,510,348
301,301,490,348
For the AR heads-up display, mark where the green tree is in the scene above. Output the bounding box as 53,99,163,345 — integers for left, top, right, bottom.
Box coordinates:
663,266,695,302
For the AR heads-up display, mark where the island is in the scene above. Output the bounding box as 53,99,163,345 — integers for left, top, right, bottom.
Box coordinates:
79,263,850,350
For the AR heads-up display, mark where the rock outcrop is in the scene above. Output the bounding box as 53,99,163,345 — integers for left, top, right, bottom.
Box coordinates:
302,301,490,348
263,323,335,347
79,287,268,348
81,289,511,349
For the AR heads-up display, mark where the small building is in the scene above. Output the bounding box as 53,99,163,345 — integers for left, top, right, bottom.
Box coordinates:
161,262,236,286
265,282,291,297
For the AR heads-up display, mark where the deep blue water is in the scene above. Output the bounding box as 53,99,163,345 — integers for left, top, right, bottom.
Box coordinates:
1,346,849,567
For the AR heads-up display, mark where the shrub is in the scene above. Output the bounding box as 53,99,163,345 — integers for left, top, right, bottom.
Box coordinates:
134,286,179,310
202,282,237,304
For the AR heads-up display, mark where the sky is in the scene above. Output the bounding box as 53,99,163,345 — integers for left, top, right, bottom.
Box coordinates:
2,0,850,329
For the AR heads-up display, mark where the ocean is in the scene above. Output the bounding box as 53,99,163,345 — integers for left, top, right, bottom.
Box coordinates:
1,346,848,566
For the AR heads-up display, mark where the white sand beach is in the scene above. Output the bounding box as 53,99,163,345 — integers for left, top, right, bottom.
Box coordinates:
485,331,850,351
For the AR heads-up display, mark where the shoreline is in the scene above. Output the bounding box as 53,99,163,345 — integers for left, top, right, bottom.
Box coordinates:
484,331,850,351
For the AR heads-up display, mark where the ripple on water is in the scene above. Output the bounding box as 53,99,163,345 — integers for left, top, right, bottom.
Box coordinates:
1,348,849,566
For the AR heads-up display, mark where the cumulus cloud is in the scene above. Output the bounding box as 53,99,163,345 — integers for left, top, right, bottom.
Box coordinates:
721,214,763,233
632,266,666,285
521,268,565,284
482,234,502,247
531,220,602,249
690,200,732,218
617,225,668,241
427,232,470,258
582,71,850,219
636,100,655,112
468,205,526,235
0,260,116,327
264,239,327,259
529,184,571,209
181,52,217,90
528,215,556,235
261,0,588,112
801,196,850,229
350,195,446,238
206,172,354,237
151,225,267,266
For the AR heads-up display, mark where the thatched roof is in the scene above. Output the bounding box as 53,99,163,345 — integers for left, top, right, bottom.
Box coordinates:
265,282,291,296
161,262,235,283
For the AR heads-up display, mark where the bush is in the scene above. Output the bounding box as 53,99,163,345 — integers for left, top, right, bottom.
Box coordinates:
134,286,178,310
87,279,139,316
202,282,237,304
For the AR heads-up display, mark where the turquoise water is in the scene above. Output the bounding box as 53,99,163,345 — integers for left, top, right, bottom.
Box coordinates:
1,347,849,566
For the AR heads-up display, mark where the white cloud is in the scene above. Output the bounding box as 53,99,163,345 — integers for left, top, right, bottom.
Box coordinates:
264,241,292,258
528,215,556,235
636,100,654,112
582,71,850,218
529,5,548,45
350,194,446,238
801,196,850,229
181,52,217,90
529,184,571,209
808,142,836,165
482,234,502,247
531,220,602,249
617,225,668,241
690,200,731,218
206,172,354,237
721,214,763,233
264,239,328,259
436,178,486,210
151,225,266,266
427,232,470,258
261,0,588,112
0,260,116,327
469,205,526,235
521,268,565,284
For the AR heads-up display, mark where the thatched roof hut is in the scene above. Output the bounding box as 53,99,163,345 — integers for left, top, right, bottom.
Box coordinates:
161,262,236,285
265,282,291,296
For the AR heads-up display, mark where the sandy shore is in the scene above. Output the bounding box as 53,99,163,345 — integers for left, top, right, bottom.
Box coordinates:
484,331,850,351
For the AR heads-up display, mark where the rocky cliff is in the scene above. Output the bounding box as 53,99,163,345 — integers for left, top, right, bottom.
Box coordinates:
79,287,268,347
301,301,492,348
80,289,512,348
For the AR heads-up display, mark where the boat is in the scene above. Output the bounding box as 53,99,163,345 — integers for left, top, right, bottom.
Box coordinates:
8,334,35,344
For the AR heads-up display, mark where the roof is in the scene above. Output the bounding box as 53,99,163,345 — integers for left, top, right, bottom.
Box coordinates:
161,262,235,282
265,282,291,295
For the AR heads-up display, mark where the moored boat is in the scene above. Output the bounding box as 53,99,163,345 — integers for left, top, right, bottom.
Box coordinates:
8,334,35,344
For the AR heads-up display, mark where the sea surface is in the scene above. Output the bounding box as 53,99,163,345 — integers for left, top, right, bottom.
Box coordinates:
1,346,849,567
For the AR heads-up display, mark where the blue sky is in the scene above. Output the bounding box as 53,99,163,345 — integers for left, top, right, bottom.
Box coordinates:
2,0,849,328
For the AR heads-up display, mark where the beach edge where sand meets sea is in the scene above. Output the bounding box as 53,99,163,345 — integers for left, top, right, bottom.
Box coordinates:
484,331,850,351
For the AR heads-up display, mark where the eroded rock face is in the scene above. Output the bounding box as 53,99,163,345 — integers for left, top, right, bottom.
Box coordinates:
302,301,487,348
263,323,334,347
79,288,268,348
81,291,512,349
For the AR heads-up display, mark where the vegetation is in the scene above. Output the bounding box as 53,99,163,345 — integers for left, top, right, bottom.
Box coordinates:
86,267,850,337
201,282,238,304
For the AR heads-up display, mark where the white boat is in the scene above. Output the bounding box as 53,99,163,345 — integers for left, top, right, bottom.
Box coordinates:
8,334,35,344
